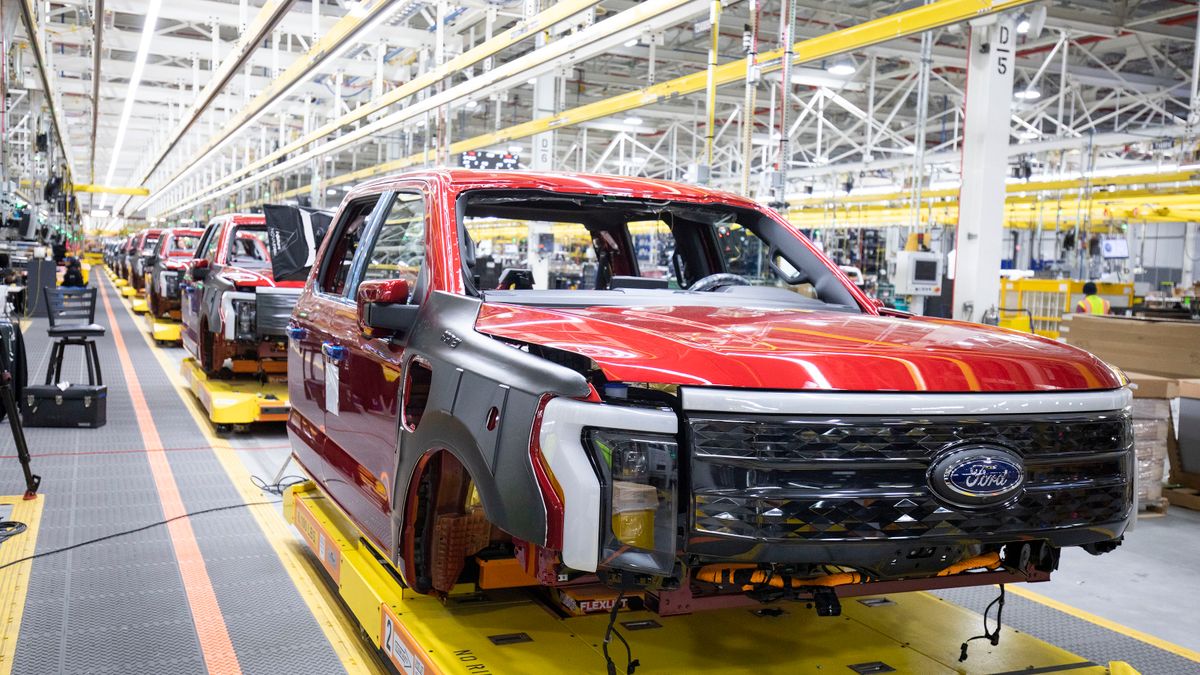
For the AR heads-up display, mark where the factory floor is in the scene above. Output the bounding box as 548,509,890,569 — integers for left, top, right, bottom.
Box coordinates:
0,270,1197,674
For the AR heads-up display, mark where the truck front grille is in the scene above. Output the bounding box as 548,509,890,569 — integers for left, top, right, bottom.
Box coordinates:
688,412,1133,542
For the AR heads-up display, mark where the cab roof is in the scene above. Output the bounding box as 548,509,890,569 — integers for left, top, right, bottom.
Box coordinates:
345,169,763,211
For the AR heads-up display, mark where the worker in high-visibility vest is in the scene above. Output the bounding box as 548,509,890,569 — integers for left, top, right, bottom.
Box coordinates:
1076,281,1111,315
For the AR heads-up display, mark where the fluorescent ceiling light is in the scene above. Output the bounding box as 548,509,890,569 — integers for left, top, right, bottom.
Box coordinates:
624,38,639,48
526,78,537,85
135,0,406,216
100,0,163,208
507,144,522,153
1018,130,1040,140
1014,88,1041,100
826,61,856,76
1016,19,1031,34
624,115,643,126
326,188,339,195
465,100,479,109
91,209,110,218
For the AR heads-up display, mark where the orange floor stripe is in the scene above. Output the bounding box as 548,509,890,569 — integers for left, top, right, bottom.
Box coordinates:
100,280,244,675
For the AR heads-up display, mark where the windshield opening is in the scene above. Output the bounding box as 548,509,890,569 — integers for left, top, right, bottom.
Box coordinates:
140,235,160,255
457,189,860,312
228,226,271,269
169,234,201,255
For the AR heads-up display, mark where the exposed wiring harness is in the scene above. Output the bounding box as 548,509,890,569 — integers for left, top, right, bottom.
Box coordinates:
959,584,1006,662
602,589,640,675
250,474,309,495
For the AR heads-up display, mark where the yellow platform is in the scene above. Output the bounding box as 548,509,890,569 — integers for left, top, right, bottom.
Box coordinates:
113,278,128,288
120,286,137,298
0,495,43,674
147,316,182,343
180,357,290,426
284,481,1138,675
131,298,149,314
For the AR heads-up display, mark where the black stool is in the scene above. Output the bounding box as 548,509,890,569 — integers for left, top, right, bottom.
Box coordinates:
42,286,105,385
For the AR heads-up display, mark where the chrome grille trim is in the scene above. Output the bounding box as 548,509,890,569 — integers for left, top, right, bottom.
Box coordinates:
680,387,1131,416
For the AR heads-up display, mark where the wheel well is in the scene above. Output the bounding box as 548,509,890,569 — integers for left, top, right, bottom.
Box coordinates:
401,449,497,596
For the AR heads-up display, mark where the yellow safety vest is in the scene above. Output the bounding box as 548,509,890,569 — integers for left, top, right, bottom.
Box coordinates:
1076,295,1109,315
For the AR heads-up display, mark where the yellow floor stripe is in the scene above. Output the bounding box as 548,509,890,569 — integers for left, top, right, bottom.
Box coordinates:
1007,585,1200,664
0,495,44,675
110,277,386,674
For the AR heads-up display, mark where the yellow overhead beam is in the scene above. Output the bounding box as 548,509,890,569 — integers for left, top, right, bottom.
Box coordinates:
134,0,297,185
73,184,150,196
324,0,1039,188
204,0,1037,216
135,0,399,211
146,0,605,214
789,169,1200,207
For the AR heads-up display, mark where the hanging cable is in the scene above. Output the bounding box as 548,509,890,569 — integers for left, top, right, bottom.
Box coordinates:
0,500,279,572
959,584,1007,662
602,589,639,675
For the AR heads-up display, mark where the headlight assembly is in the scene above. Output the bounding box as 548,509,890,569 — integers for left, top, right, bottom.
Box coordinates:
585,429,678,577
233,299,257,341
161,270,181,298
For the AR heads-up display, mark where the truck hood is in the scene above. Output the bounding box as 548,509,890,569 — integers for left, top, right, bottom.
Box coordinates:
216,266,305,289
474,303,1122,392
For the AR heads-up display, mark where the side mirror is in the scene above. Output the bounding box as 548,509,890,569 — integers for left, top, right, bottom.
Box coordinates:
357,278,419,338
191,259,209,281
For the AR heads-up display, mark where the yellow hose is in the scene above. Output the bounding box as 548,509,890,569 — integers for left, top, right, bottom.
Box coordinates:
935,552,1002,577
696,551,1003,590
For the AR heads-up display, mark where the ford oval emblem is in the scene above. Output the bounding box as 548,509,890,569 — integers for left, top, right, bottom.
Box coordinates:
928,445,1025,508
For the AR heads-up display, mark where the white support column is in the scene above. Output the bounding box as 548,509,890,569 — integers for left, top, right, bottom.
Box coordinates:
953,14,1016,322
1184,221,1198,288
530,28,556,170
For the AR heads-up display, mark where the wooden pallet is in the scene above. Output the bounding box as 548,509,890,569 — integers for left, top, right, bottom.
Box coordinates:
1138,497,1169,517
1164,487,1200,512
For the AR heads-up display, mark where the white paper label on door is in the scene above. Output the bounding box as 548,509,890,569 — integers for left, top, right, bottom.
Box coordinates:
325,360,340,415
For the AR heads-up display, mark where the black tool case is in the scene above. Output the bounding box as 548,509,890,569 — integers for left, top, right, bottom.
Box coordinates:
21,384,107,428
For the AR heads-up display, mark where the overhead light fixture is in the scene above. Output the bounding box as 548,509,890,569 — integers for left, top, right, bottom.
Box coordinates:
465,100,479,110
1014,88,1041,100
1016,17,1031,34
526,78,537,86
507,144,522,153
326,188,338,195
1018,130,1040,140
624,115,643,126
99,0,164,207
826,60,856,76
91,209,110,218
624,38,639,48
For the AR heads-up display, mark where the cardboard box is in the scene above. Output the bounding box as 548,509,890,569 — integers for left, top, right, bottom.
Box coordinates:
1179,378,1200,400
1125,372,1179,399
1062,314,1200,379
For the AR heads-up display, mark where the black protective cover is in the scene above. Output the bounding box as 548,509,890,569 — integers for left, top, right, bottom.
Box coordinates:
22,384,107,428
264,204,333,282
0,318,27,421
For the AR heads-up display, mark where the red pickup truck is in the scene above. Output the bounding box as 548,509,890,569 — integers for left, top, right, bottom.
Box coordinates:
182,214,303,375
286,170,1133,613
146,227,205,320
